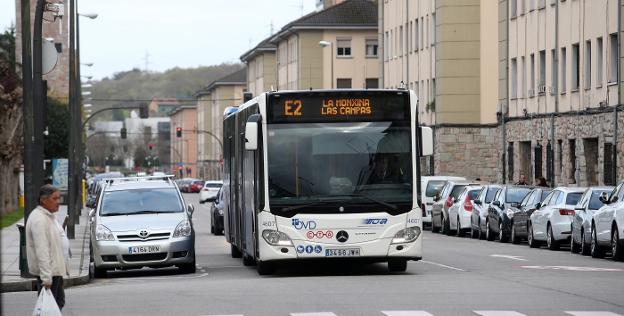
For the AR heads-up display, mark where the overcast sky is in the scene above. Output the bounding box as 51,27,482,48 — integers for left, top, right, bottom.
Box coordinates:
1,0,317,79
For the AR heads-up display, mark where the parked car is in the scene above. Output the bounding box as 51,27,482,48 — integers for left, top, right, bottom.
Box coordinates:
421,176,466,226
189,180,205,193
448,185,483,237
510,187,552,244
200,180,223,204
527,187,585,250
471,185,502,239
431,181,476,235
486,185,533,242
177,178,198,193
570,186,613,255
590,182,624,260
210,188,225,235
89,176,196,277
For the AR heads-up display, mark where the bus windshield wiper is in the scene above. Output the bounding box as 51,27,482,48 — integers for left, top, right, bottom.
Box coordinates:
281,200,333,212
344,194,397,210
102,210,161,216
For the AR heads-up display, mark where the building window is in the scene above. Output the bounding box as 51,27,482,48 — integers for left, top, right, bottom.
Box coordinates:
415,19,419,50
538,0,545,9
511,0,517,17
585,40,591,89
535,143,543,179
521,56,526,97
508,142,514,181
365,78,378,89
409,21,413,52
597,37,603,87
572,43,580,90
399,26,404,55
432,79,436,100
604,142,615,185
336,78,352,89
610,33,617,83
420,17,424,50
415,82,420,100
431,13,436,45
530,54,535,96
366,39,378,57
561,47,567,92
551,49,556,94
557,139,563,174
539,50,546,94
511,58,518,98
384,32,389,60
425,16,429,49
337,39,351,57
569,139,577,183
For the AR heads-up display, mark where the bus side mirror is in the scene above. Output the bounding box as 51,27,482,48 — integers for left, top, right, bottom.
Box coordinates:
245,114,261,151
419,126,433,156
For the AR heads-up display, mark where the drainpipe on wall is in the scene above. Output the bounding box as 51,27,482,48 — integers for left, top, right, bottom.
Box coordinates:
502,0,510,184
615,0,621,182
378,0,384,88
550,0,559,188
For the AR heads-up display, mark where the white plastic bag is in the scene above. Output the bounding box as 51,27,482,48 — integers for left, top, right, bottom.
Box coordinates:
32,288,62,316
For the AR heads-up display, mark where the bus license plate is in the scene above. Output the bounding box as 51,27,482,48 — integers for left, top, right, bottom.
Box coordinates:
128,245,160,254
325,248,360,257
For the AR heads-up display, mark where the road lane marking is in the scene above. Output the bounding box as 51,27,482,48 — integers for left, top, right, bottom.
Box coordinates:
490,254,527,261
519,266,624,272
565,312,623,316
291,313,337,316
420,260,466,272
474,311,526,316
382,311,435,316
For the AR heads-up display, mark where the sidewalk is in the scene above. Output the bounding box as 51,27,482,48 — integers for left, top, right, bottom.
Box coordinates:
1,205,91,292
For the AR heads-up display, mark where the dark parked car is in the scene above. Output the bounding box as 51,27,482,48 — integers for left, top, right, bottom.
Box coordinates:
210,188,224,235
510,187,552,244
471,185,501,239
431,181,475,235
486,185,533,242
570,186,613,255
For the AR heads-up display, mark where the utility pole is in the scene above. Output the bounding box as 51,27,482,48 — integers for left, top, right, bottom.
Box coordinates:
21,0,35,222
31,0,46,209
68,0,78,238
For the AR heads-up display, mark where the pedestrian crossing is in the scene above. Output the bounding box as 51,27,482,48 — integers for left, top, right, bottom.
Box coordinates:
200,311,623,316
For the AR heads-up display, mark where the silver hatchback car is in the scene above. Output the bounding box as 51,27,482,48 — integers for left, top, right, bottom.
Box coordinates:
89,176,196,277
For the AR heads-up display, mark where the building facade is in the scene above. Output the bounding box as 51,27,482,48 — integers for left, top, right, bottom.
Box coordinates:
148,98,180,117
195,69,247,179
168,106,198,178
271,0,379,90
240,39,276,98
499,0,624,187
380,0,501,181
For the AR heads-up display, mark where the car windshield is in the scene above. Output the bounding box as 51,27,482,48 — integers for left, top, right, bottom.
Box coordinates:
588,190,610,210
267,121,412,212
206,183,222,188
565,192,583,205
468,190,480,200
426,180,446,197
100,188,183,216
506,188,532,203
450,185,467,199
485,187,500,203
540,190,552,201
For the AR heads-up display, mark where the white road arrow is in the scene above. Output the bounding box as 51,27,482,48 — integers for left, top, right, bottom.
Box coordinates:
490,254,528,261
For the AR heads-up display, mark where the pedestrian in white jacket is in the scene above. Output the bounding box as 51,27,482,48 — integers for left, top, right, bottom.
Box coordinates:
26,184,68,310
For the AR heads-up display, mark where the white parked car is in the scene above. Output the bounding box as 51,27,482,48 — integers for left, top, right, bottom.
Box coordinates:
448,185,483,237
199,180,223,204
421,176,466,225
528,187,585,250
570,186,612,255
590,181,624,261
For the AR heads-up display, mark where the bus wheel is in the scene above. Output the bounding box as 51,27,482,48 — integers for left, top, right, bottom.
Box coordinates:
388,259,407,272
231,244,242,258
256,260,275,275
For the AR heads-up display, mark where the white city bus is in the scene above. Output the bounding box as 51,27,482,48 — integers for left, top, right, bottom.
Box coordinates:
222,89,433,274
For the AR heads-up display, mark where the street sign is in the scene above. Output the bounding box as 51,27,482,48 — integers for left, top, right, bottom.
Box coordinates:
52,158,68,190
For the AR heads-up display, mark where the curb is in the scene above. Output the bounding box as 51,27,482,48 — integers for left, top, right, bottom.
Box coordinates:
0,274,90,293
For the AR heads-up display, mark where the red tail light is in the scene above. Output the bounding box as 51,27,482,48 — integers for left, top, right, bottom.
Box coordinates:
445,196,453,208
464,195,473,212
559,209,575,216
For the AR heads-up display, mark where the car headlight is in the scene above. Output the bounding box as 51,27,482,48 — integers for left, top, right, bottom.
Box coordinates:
261,229,293,246
391,226,421,244
218,208,224,215
95,224,115,241
173,219,192,237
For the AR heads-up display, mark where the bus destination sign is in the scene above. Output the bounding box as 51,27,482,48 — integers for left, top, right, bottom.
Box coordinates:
268,92,409,123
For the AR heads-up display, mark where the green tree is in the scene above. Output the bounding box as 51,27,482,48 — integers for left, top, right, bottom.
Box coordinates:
44,97,69,158
0,27,16,69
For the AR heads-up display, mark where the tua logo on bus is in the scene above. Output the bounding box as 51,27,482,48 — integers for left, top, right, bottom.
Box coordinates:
292,218,317,230
363,218,388,225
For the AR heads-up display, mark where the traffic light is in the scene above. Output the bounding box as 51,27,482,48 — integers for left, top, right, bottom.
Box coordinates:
176,127,182,138
139,103,149,119
120,127,127,139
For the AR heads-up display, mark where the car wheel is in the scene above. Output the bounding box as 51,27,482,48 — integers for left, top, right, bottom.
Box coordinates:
499,221,508,243
178,253,197,274
256,260,275,275
456,216,463,237
470,221,479,239
528,222,539,248
580,228,591,256
570,227,581,253
612,226,624,262
388,259,408,273
486,220,494,241
231,244,242,258
511,222,520,244
442,215,452,236
591,226,605,258
478,220,486,240
93,263,107,278
546,224,559,250
431,214,440,233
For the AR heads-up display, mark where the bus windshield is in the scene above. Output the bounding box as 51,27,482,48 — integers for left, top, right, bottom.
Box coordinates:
267,121,412,213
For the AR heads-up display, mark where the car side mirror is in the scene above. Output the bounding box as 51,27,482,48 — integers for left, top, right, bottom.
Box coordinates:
575,206,585,212
535,202,542,209
187,204,195,217
474,199,482,205
492,201,501,207
433,194,440,202
453,197,459,203
89,209,95,217
599,191,611,204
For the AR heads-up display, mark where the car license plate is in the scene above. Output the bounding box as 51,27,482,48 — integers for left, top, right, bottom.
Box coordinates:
325,248,360,257
128,245,160,254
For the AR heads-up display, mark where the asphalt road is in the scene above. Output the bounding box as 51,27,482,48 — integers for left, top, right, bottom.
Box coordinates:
3,193,624,316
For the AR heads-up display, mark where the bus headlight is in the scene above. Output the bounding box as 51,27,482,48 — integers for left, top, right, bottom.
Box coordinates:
262,229,293,246
391,226,421,244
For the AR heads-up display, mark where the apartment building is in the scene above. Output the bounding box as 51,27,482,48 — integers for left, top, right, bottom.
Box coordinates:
271,0,379,90
195,69,247,179
169,105,197,178
380,0,501,181
240,38,276,98
148,98,180,117
501,0,624,187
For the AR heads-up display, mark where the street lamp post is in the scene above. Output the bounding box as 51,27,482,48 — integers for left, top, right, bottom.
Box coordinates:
319,40,334,89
